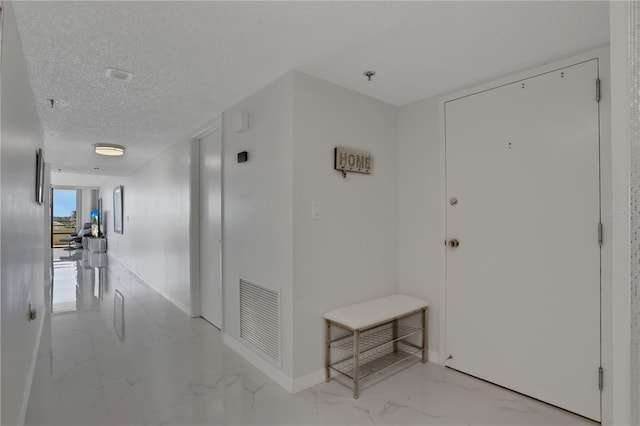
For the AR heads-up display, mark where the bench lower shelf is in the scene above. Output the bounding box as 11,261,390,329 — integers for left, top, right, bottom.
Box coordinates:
330,340,422,380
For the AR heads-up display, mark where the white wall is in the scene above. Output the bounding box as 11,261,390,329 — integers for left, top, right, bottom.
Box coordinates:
221,71,400,386
291,71,398,379
42,163,52,297
101,138,196,314
78,188,97,228
51,172,116,188
0,2,46,424
396,96,442,361
222,73,295,378
611,2,633,425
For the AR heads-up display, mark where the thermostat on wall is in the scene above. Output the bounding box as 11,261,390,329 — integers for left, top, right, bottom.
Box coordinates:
237,151,249,163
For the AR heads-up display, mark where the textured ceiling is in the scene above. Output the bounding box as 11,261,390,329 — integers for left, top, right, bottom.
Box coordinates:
12,1,609,176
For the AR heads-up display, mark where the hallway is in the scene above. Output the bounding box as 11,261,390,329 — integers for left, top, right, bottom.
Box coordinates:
22,249,596,426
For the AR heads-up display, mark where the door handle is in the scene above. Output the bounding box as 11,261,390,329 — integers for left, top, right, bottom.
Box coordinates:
448,239,460,248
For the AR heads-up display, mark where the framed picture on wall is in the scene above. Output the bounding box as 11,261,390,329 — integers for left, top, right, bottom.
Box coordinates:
35,148,44,205
113,185,123,234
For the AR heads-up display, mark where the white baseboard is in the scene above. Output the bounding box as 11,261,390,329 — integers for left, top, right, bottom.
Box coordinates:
223,333,296,393
154,288,192,317
107,252,193,317
427,350,441,365
19,313,45,426
291,368,325,393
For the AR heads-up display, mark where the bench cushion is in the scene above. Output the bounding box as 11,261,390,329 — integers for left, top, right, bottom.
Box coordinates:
323,294,428,330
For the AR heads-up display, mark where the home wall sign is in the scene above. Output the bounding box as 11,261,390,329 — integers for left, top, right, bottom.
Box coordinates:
334,146,373,178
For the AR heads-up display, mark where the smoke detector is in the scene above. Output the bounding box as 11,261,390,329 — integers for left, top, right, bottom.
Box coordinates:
105,68,134,82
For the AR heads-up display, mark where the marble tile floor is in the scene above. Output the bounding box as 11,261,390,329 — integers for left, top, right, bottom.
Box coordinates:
26,249,598,426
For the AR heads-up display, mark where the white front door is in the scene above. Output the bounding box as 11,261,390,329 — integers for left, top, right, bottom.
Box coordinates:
199,129,222,328
445,59,601,420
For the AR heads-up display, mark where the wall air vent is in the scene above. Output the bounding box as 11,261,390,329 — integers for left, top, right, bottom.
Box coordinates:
239,279,281,366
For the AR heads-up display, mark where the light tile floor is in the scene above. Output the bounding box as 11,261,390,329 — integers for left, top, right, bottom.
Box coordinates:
26,249,598,426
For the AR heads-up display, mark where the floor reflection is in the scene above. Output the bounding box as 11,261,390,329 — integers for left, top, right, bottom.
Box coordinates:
113,289,125,342
52,248,107,313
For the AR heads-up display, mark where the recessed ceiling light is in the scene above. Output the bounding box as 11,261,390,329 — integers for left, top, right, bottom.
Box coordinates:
105,67,134,82
95,144,125,157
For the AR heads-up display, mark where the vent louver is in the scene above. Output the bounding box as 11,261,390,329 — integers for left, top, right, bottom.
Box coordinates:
239,279,281,365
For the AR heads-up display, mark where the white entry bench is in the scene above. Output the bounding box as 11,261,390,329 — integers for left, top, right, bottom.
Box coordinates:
323,294,429,398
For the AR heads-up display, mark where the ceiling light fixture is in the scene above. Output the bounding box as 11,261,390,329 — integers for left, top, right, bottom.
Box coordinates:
95,144,125,157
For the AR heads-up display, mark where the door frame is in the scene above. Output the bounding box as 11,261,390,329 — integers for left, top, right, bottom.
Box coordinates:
189,116,223,329
438,46,611,418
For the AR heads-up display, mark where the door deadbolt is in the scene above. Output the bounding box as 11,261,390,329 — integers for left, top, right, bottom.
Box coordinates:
448,239,460,248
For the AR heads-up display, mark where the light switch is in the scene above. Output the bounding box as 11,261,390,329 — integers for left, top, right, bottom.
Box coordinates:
312,200,321,220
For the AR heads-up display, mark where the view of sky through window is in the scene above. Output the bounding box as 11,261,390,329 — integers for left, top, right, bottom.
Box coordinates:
52,189,76,217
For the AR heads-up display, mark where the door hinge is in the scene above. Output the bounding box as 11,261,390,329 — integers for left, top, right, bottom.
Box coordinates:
598,366,604,391
598,223,603,247
596,78,601,103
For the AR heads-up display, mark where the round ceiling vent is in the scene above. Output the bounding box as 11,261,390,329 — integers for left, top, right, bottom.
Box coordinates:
105,68,134,82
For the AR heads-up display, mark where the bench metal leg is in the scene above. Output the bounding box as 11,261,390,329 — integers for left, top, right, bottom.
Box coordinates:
421,307,428,363
392,319,399,353
353,329,360,399
325,319,331,382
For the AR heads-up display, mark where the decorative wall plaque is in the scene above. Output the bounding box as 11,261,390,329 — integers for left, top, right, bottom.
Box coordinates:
334,146,373,176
